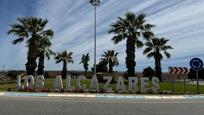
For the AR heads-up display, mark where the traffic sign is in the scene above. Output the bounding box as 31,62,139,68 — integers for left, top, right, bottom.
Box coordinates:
169,67,189,74
190,58,203,71
190,58,203,94
168,67,189,94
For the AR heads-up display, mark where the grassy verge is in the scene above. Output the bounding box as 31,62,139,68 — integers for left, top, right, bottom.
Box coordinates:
0,79,204,94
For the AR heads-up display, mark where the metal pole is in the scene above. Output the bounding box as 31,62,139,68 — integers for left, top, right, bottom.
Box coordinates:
196,71,200,94
94,5,97,77
171,74,174,94
2,65,5,72
90,0,100,77
184,75,186,94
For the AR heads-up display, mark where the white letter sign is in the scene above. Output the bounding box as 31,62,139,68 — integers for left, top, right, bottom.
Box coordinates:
90,75,99,91
151,77,160,93
77,75,86,89
116,76,125,92
25,75,34,88
65,75,72,90
103,76,112,90
128,77,138,92
17,75,22,89
53,75,63,89
36,75,45,89
141,77,149,93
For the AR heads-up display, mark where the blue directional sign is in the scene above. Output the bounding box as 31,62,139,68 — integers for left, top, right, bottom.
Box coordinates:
190,58,203,71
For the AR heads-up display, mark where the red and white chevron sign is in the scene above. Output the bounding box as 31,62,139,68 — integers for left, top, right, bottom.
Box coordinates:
169,67,189,74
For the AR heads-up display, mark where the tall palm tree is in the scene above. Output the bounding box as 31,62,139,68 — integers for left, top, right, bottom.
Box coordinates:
109,12,154,76
100,50,119,72
55,51,74,79
143,38,173,81
8,16,53,75
79,53,89,77
37,37,55,75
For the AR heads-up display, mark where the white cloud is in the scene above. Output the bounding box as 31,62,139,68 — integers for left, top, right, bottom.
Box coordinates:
1,0,204,71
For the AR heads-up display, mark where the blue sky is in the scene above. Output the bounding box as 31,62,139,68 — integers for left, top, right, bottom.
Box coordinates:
0,0,204,72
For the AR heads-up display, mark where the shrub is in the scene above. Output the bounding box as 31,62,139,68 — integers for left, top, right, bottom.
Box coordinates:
143,67,155,79
188,68,204,79
44,72,50,78
6,71,24,80
91,61,108,72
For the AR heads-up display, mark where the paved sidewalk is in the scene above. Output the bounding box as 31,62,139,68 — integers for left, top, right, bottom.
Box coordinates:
187,81,204,85
1,91,204,100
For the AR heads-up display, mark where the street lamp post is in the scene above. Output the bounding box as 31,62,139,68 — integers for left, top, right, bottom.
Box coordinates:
2,65,5,72
89,0,100,77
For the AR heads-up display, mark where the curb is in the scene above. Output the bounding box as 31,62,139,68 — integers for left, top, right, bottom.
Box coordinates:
1,92,204,100
96,94,145,100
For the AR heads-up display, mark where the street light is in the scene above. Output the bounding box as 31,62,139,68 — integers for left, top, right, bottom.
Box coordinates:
2,65,5,72
89,0,100,77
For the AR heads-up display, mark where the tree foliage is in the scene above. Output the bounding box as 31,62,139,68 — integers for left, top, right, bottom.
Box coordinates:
143,37,173,81
109,12,154,76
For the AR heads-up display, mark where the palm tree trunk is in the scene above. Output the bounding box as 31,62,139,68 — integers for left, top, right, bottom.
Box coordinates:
85,69,87,77
26,40,37,75
37,52,45,75
155,55,162,82
62,61,67,79
126,37,135,76
109,60,113,72
84,64,88,77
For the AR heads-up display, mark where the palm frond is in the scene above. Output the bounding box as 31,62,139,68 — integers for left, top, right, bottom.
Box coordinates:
45,52,51,60
162,45,173,50
137,13,146,22
143,47,152,55
111,35,124,44
164,51,171,58
17,17,28,27
55,60,61,64
146,52,155,58
126,12,136,22
145,41,153,47
135,39,144,48
40,19,48,28
40,29,54,37
144,23,155,30
55,51,74,64
12,38,24,44
142,31,154,40
100,50,119,67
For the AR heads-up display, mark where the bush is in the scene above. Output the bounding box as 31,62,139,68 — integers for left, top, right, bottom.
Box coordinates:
188,68,204,79
143,67,155,79
91,61,108,72
6,71,24,80
96,72,116,83
44,72,50,78
97,73,104,82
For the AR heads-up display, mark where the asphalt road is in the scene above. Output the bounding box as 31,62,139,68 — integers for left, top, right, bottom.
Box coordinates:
0,96,203,115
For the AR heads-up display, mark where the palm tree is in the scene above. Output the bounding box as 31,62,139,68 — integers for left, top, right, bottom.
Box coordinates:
55,51,74,79
8,16,53,75
100,50,119,72
143,38,173,81
79,53,89,77
37,37,55,75
109,12,154,76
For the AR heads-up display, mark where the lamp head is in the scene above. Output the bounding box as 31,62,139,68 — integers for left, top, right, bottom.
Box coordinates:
89,0,100,6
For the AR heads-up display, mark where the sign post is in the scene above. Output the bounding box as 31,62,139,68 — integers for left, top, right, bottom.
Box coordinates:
184,76,186,94
196,71,199,94
190,58,203,94
169,67,189,94
172,74,174,94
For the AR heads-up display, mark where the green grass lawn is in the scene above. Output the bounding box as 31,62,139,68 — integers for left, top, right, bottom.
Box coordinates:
0,79,204,94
